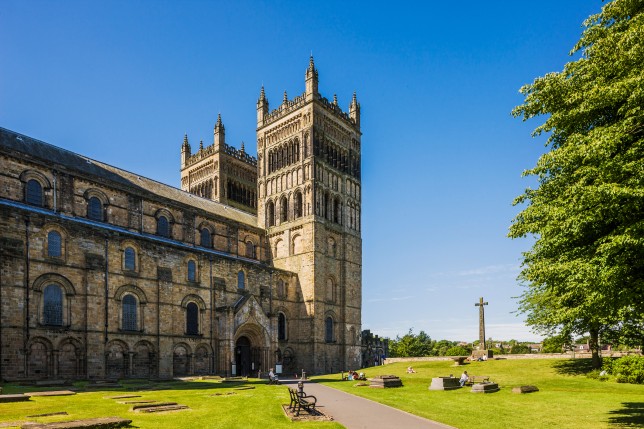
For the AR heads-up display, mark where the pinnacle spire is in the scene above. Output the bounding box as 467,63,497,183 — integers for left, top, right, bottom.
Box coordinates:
351,91,357,106
259,85,266,101
199,140,204,151
183,134,189,146
283,90,288,104
333,94,338,105
241,141,245,152
308,54,315,71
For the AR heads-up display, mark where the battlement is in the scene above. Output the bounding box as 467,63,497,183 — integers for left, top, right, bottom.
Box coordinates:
184,142,257,168
261,91,357,128
317,95,354,125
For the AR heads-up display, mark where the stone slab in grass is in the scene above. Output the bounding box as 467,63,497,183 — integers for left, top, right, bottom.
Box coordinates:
471,382,500,393
25,391,76,397
130,402,177,410
234,386,255,390
35,380,69,387
104,395,141,399
84,383,122,389
118,400,155,404
0,394,30,403
280,404,333,422
133,404,189,413
429,376,461,391
27,412,68,418
512,385,539,394
369,375,403,388
19,416,132,428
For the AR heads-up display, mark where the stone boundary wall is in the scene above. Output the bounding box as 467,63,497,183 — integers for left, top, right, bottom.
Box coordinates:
384,351,639,364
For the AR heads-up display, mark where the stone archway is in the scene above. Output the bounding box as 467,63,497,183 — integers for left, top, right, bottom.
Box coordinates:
106,341,128,380
28,340,51,380
173,344,190,376
235,336,252,377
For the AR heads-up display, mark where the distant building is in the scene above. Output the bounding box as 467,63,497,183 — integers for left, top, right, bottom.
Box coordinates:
0,57,364,381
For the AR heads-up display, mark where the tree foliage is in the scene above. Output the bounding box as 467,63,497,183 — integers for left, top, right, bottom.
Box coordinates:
510,0,644,368
388,329,461,357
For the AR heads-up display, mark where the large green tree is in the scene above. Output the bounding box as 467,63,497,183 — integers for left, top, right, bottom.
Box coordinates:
510,0,644,369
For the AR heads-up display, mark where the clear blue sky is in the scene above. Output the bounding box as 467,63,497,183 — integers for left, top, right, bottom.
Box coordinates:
1,1,603,342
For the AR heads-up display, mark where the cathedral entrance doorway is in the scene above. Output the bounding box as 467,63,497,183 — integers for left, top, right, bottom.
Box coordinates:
235,336,251,376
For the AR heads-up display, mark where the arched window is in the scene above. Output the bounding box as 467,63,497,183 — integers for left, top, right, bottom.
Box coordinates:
334,198,341,224
278,312,287,340
43,284,63,326
26,179,43,206
294,191,303,219
48,231,62,258
186,302,199,335
187,260,196,282
280,196,288,223
157,215,169,237
124,247,136,271
122,294,138,331
266,201,275,227
200,228,211,248
237,270,245,289
325,317,334,343
87,196,103,221
245,241,255,259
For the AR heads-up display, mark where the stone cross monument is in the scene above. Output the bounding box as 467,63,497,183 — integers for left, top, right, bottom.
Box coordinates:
474,297,488,350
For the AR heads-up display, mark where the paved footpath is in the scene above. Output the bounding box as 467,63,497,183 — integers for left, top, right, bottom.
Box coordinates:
282,379,456,429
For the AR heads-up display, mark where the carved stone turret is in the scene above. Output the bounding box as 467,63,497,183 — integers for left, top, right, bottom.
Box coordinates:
257,86,269,127
305,55,318,101
180,134,191,167
349,92,361,130
214,113,225,150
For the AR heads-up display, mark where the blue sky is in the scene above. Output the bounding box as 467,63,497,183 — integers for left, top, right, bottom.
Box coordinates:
1,1,603,342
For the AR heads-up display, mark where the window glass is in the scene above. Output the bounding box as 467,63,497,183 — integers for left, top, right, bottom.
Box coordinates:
186,302,199,335
325,317,333,342
88,196,103,221
278,313,286,340
188,260,196,282
43,284,63,326
245,241,255,259
122,295,137,331
200,229,211,248
48,231,62,257
237,271,245,289
26,179,43,206
124,247,136,271
157,216,169,237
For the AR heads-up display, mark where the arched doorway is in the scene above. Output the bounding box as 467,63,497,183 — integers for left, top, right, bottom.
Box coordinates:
235,336,251,377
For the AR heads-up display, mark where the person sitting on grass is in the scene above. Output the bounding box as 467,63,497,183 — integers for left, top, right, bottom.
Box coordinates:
459,370,469,387
407,366,416,373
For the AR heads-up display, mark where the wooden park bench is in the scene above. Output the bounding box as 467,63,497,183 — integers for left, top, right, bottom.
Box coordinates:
288,387,317,416
466,375,490,386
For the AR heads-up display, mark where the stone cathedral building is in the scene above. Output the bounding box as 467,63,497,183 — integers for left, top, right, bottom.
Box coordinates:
0,57,363,381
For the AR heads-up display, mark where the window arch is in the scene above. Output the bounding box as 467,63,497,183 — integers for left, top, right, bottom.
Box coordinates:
87,196,103,221
294,191,303,219
237,270,245,290
124,247,136,271
186,302,199,335
26,179,43,206
43,284,63,326
122,294,138,331
266,200,275,227
157,216,169,237
187,260,197,282
325,317,334,343
200,228,212,248
280,196,288,223
47,230,62,258
278,312,287,341
245,241,255,259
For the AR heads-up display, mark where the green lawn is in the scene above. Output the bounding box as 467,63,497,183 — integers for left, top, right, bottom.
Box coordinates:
312,358,644,429
0,378,342,429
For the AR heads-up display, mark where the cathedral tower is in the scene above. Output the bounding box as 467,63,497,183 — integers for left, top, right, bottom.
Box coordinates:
256,57,362,373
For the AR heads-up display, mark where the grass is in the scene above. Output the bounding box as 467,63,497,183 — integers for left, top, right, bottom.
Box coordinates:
311,358,644,429
0,378,342,429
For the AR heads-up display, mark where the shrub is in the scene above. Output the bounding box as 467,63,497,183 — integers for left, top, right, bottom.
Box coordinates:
445,346,471,356
586,369,609,381
606,355,644,384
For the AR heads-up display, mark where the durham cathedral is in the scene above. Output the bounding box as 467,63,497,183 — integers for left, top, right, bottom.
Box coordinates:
0,57,373,381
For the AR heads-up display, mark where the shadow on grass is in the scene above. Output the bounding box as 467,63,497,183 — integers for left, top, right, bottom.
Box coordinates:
551,358,594,376
609,402,644,427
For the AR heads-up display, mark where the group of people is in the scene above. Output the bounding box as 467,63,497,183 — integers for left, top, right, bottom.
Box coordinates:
345,370,366,381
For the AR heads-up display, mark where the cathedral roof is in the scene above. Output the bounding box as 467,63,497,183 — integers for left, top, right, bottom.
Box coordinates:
0,127,258,227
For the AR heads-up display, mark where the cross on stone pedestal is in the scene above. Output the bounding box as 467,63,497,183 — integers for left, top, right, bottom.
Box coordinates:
474,297,488,350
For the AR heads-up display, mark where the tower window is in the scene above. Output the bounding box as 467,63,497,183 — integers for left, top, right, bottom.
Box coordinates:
26,179,43,206
325,317,334,343
87,196,103,221
47,231,62,258
245,241,255,259
280,196,288,223
266,201,275,227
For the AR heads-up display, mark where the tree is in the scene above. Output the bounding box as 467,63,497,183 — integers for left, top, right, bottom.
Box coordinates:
388,329,436,357
510,0,644,369
542,334,572,353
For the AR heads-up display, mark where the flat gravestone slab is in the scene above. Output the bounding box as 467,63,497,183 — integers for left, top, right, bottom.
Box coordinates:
25,390,76,397
0,394,30,403
130,402,177,410
429,377,461,391
133,405,189,413
35,380,68,387
471,382,500,393
104,395,141,399
512,385,539,394
27,412,68,418
20,417,132,428
369,375,402,388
